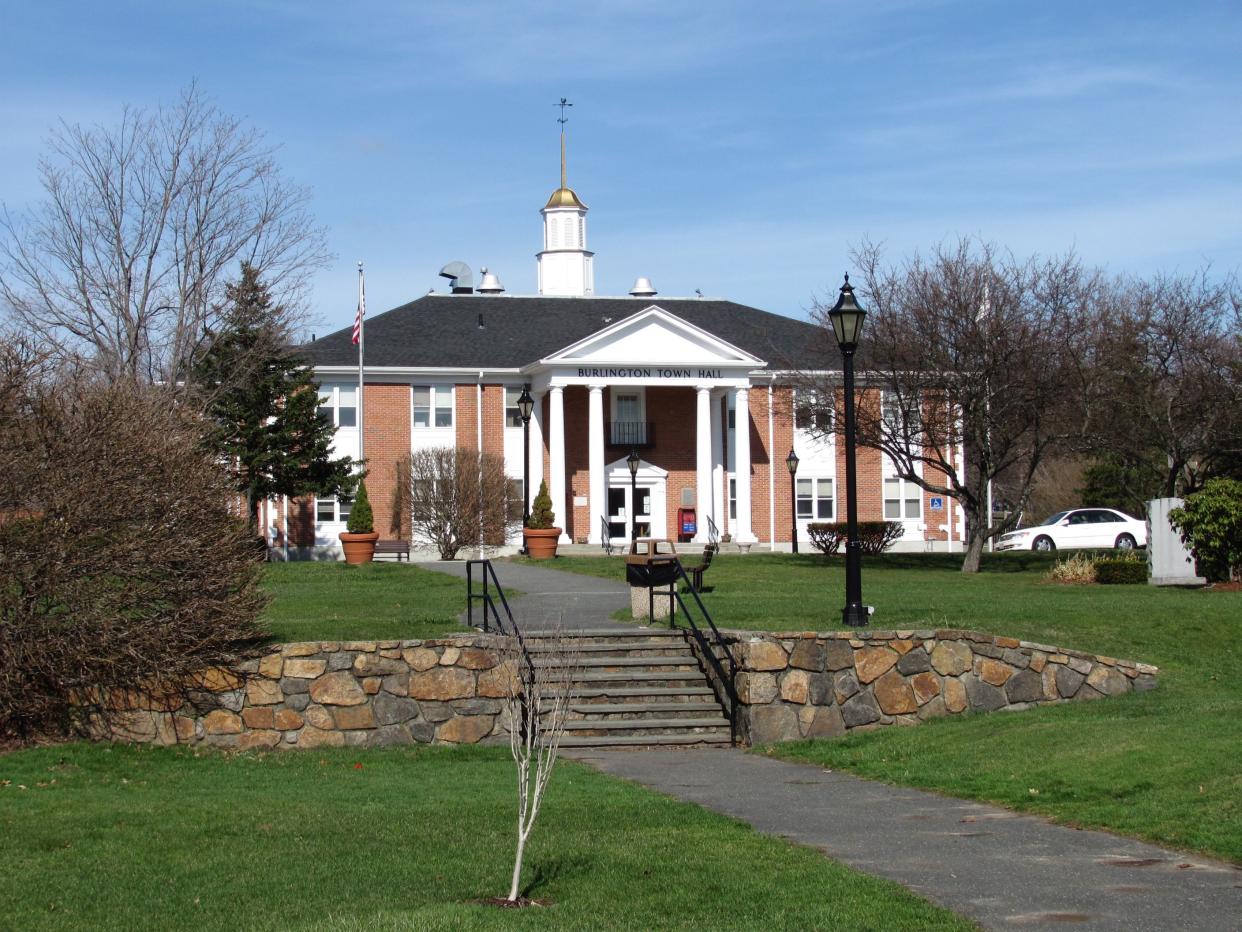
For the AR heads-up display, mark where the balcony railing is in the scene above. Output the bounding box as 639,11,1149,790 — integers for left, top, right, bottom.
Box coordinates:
609,420,654,447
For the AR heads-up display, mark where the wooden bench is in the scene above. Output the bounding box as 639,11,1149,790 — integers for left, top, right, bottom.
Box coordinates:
681,543,718,592
374,539,411,561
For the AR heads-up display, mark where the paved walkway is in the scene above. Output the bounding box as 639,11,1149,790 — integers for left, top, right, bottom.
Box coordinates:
420,559,638,632
575,747,1242,932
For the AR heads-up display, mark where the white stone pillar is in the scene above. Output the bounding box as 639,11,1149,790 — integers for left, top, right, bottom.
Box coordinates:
587,385,605,545
695,386,714,543
710,391,724,537
733,387,753,543
548,386,569,543
528,389,545,516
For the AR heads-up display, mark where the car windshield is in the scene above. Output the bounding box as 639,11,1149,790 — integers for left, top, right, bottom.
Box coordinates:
1039,511,1069,526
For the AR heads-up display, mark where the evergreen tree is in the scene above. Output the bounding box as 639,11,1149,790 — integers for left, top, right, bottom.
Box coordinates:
194,263,355,533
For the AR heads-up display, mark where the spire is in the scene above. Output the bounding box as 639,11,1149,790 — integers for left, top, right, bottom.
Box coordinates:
558,97,571,189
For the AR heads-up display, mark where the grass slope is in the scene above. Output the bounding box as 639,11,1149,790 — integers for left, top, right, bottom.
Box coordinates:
544,552,1242,862
260,562,469,643
0,744,972,931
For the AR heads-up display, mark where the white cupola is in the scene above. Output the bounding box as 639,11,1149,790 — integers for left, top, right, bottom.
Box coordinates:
536,117,594,296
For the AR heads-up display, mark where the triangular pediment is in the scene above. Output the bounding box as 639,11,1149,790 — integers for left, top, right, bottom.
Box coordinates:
541,306,764,368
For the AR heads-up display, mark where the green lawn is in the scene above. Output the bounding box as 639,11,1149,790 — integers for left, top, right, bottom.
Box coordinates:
0,743,972,932
260,562,471,643
544,552,1242,863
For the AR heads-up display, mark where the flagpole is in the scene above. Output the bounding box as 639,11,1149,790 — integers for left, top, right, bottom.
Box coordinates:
357,261,365,465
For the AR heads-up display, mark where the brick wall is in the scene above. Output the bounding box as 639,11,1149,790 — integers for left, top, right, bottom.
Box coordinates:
363,383,411,538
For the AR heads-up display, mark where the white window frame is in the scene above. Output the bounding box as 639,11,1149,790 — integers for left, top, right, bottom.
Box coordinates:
796,477,835,521
316,494,353,524
610,387,646,423
413,384,455,429
317,383,358,428
794,388,834,434
884,476,922,520
504,386,525,429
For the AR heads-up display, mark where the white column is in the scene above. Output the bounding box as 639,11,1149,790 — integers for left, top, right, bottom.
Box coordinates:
710,391,724,538
549,386,569,543
587,385,605,545
528,389,545,515
733,387,753,543
695,385,714,543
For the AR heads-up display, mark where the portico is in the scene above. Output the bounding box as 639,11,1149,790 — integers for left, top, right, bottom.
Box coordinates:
522,306,764,546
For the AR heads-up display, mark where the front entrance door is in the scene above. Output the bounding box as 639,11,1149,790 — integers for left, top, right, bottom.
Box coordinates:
607,486,652,540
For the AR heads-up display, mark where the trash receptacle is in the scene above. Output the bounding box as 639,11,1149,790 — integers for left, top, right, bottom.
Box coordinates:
624,538,680,621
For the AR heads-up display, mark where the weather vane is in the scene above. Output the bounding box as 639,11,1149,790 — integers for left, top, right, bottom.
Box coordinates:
556,97,573,125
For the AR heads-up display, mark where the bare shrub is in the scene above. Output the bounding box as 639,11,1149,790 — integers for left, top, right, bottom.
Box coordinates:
0,346,268,741
501,637,580,904
392,447,519,559
1045,553,1097,585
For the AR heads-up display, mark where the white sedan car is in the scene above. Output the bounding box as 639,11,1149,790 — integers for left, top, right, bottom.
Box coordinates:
996,508,1147,552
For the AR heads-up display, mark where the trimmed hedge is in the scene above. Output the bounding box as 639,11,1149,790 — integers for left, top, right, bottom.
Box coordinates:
1094,559,1147,585
806,521,905,556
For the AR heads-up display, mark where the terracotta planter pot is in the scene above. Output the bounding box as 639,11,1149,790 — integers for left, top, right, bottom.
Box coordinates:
523,527,562,560
339,531,380,565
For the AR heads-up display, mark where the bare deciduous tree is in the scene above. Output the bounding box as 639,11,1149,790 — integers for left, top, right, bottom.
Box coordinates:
501,637,579,905
392,447,519,559
0,343,267,741
804,238,1098,572
1086,270,1242,497
0,84,329,389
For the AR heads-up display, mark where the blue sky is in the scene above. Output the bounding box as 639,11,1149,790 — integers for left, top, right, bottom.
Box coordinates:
2,1,1239,334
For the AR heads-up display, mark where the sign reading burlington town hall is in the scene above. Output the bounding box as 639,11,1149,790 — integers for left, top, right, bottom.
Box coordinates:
577,367,726,380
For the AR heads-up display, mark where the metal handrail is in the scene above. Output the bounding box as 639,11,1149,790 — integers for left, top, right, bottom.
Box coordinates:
466,559,518,637
705,514,720,547
665,560,739,743
600,516,615,556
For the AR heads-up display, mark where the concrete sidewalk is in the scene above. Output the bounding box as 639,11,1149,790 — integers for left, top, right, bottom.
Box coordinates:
421,559,639,632
575,747,1241,932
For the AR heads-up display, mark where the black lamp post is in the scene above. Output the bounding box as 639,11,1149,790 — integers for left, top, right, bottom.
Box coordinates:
627,449,641,545
786,448,800,554
829,275,869,628
517,385,534,554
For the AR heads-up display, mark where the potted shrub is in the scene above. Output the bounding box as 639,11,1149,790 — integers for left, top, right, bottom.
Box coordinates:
339,480,379,564
523,480,561,560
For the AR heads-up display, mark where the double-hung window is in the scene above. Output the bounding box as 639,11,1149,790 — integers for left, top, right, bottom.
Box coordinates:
413,384,454,428
796,478,835,520
316,495,352,524
884,477,922,520
795,390,834,433
317,384,357,427
504,387,524,428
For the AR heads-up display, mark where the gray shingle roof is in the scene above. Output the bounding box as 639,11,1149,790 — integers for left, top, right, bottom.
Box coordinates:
299,295,835,371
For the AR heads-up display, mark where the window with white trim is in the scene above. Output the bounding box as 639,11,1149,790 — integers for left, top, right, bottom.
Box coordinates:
729,477,737,520
316,495,352,524
797,477,835,520
884,477,922,520
795,389,834,432
504,387,524,428
317,384,357,428
413,384,454,428
883,391,919,445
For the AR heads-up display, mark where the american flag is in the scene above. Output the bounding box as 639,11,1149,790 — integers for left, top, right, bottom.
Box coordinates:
351,267,365,345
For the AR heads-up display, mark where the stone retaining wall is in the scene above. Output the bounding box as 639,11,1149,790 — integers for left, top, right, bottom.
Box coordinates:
698,629,1159,745
96,635,518,750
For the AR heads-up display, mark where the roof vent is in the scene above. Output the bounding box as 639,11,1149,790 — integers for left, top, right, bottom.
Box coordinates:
439,261,474,294
477,267,505,294
629,276,657,297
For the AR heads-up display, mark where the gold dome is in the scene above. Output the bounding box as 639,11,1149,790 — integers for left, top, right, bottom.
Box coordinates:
544,186,587,210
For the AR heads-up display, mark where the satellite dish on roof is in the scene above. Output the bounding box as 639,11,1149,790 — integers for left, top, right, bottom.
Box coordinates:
439,261,474,294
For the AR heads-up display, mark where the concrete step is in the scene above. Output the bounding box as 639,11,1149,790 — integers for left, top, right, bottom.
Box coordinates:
564,686,717,700
533,655,698,669
524,640,693,654
561,716,729,731
542,670,710,686
563,702,725,719
559,732,733,748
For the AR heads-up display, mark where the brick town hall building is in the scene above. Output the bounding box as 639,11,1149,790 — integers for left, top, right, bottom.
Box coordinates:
282,162,966,558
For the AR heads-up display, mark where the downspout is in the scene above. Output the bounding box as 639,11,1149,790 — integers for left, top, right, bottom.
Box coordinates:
477,373,485,559
768,376,776,551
